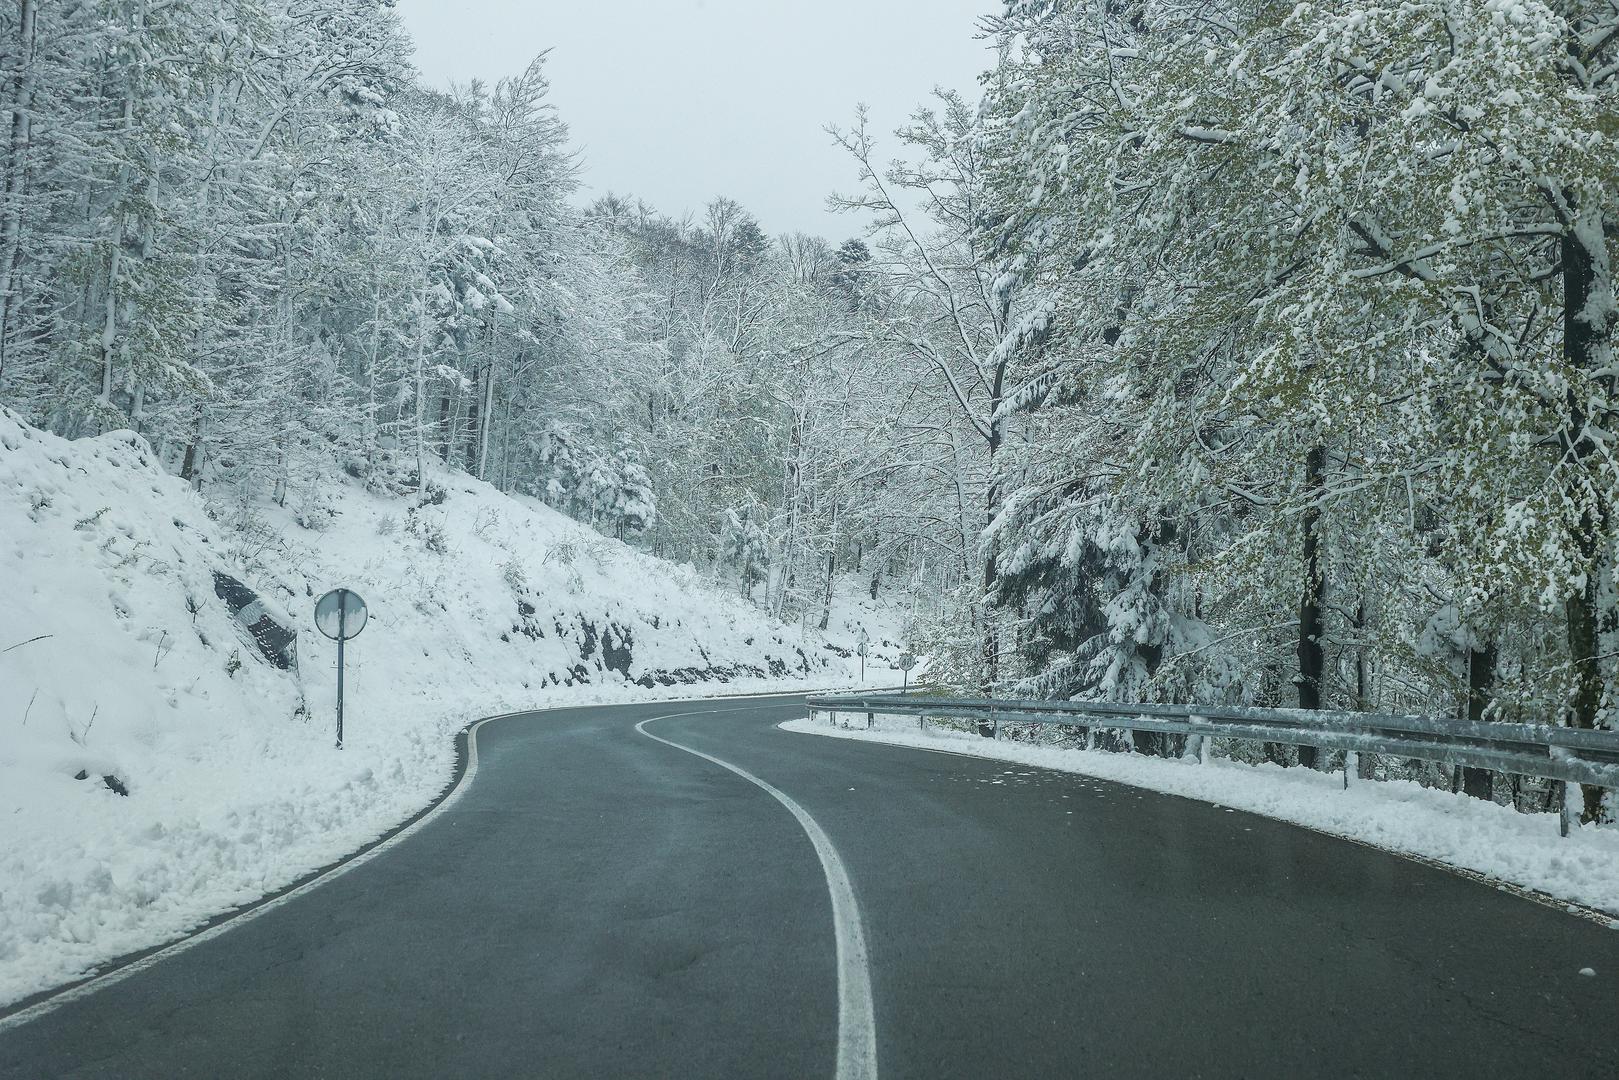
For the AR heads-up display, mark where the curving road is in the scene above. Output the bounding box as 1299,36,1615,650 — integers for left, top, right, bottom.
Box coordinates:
2,693,1617,1078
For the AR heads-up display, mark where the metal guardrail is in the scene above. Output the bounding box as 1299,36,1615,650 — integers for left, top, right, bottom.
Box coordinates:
805,693,1619,836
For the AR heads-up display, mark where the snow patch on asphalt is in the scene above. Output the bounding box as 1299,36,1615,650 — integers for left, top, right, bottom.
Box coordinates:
780,716,1619,917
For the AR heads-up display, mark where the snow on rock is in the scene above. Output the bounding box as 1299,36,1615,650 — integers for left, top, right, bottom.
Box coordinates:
0,409,857,1007
781,715,1619,917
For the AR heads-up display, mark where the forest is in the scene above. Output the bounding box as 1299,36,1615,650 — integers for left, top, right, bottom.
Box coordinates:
3,0,1618,821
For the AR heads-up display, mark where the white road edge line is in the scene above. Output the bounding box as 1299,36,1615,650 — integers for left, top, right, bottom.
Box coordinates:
636,709,879,1080
0,709,519,1035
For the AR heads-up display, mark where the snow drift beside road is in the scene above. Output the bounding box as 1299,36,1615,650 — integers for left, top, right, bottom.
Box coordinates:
0,409,863,1007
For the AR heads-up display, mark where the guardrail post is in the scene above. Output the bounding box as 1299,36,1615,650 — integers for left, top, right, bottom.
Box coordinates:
866,710,874,730
1185,718,1210,765
1559,781,1574,838
1343,751,1356,790
991,705,999,740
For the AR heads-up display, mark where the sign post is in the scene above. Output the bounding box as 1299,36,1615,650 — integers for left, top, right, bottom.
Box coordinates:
898,651,916,694
315,588,368,749
856,630,869,683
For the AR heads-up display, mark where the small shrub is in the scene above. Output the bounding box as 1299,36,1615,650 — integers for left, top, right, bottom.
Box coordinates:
113,538,150,570
473,507,502,541
295,505,335,531
502,556,528,594
220,503,283,571
421,520,448,554
404,508,449,554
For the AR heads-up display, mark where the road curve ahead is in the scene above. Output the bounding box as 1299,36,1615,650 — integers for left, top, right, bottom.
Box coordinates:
3,694,1617,1079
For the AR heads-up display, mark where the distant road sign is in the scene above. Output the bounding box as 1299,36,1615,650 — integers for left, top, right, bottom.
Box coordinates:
898,652,916,671
315,588,367,750
315,589,368,641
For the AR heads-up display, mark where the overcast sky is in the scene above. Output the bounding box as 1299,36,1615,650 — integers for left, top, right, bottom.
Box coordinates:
396,0,994,241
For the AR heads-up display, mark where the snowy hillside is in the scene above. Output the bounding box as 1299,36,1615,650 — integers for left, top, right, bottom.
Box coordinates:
805,574,916,684
0,409,870,1006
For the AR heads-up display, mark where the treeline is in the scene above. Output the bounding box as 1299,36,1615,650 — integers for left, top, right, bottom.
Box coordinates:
0,1,581,514
900,0,1619,820
0,0,955,630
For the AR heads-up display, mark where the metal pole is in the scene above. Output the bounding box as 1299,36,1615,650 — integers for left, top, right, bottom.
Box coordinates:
902,670,909,695
336,592,347,749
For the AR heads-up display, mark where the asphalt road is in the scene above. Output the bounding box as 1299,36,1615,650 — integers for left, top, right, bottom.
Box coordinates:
3,693,1617,1078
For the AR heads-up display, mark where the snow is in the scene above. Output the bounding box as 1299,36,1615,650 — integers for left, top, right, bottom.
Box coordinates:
781,713,1619,918
0,409,890,1008
813,575,914,685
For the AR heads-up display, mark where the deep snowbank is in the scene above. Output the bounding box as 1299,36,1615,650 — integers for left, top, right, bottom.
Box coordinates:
781,716,1619,919
0,409,874,1006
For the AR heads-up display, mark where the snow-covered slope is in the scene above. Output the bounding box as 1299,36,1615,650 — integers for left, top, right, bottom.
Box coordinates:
810,573,916,686
0,409,859,1006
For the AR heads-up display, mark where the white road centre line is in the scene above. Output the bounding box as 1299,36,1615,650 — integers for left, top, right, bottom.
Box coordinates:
636,708,879,1080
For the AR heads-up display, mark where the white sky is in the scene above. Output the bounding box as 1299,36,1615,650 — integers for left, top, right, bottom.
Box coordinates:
396,0,994,241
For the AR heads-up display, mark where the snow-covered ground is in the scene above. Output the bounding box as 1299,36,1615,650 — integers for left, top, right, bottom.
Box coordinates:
782,714,1619,919
0,410,910,1007
808,574,915,688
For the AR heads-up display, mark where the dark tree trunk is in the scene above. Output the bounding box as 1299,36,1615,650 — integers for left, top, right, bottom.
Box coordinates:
0,0,37,385
464,364,482,474
436,392,453,463
1461,640,1497,800
1296,443,1327,769
1135,522,1178,757
818,551,835,631
178,406,204,489
1561,216,1615,823
977,369,1005,736
1137,638,1171,758
1350,603,1369,710
819,500,838,632
1351,603,1376,779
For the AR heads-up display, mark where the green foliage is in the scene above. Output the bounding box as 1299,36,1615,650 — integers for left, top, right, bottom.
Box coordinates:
971,0,1619,755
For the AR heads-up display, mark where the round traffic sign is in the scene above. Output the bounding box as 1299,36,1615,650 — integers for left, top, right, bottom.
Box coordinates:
315,588,368,641
898,651,917,671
